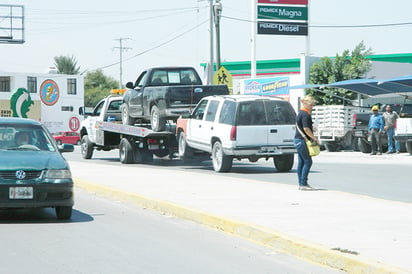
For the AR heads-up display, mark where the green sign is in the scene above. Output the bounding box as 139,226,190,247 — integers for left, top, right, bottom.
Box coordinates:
258,5,308,21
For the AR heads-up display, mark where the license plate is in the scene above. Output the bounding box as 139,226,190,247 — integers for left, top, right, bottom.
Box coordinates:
9,187,34,199
148,144,159,150
260,146,275,153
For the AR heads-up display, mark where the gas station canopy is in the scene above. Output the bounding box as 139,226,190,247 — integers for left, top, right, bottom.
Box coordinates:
291,75,412,97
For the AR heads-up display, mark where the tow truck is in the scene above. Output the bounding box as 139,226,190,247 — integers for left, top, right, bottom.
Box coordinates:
78,89,177,164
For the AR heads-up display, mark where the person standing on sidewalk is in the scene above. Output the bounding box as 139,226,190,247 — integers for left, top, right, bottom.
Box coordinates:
383,104,400,154
368,105,384,155
294,95,318,191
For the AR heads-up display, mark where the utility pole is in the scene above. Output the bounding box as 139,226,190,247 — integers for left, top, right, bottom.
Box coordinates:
208,0,214,85
113,37,131,89
250,0,256,78
213,0,223,72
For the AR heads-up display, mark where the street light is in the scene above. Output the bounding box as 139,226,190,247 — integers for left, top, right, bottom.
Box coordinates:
213,0,223,71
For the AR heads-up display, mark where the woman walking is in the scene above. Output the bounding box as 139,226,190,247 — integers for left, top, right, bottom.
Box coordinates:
294,95,318,190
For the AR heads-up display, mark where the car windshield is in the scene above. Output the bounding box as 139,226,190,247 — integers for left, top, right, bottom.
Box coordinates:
0,124,56,152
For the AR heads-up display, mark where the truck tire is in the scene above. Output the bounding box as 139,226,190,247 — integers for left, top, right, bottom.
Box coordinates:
121,104,136,126
134,148,153,163
406,141,412,155
153,150,169,158
358,137,371,154
325,142,339,152
81,135,94,159
273,154,294,172
178,131,194,162
119,138,135,164
352,137,360,151
150,105,166,132
212,141,233,172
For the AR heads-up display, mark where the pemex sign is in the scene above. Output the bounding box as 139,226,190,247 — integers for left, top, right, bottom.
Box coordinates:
257,0,308,36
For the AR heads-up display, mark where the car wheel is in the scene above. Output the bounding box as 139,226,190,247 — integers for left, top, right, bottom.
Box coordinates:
358,137,371,153
81,135,94,159
56,140,62,145
150,105,166,132
212,141,232,172
119,138,135,164
56,206,72,220
121,103,135,126
406,141,412,155
273,154,294,172
135,148,153,164
178,131,194,162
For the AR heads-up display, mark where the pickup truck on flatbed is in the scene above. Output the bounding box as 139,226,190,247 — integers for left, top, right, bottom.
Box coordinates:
122,67,229,132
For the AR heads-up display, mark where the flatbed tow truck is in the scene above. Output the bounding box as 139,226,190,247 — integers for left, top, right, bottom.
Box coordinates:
79,90,177,164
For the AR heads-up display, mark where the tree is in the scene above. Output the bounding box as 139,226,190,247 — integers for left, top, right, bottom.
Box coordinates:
54,55,80,74
307,41,373,105
84,70,119,107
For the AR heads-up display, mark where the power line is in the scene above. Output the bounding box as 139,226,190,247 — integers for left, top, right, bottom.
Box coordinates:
222,15,412,28
91,18,209,72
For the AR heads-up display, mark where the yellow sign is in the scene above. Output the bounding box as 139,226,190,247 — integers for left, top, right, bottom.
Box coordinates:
213,66,232,93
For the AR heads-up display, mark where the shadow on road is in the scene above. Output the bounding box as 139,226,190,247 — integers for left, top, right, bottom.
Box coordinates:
0,208,94,224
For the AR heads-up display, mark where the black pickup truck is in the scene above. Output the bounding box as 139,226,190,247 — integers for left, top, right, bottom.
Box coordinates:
122,67,229,131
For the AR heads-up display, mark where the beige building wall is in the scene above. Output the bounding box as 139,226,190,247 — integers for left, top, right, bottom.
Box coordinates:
0,99,41,120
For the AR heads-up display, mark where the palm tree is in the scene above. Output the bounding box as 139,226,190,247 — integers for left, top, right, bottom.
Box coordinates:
54,55,80,74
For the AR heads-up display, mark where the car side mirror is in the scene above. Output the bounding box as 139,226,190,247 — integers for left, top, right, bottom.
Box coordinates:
58,143,74,153
125,82,134,89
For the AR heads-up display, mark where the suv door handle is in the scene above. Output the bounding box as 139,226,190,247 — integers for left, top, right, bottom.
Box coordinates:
270,129,278,133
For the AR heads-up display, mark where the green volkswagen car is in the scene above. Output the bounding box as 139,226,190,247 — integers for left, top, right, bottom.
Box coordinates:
0,118,74,220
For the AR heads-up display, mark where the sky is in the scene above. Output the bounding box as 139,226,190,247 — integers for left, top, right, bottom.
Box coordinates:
1,0,412,85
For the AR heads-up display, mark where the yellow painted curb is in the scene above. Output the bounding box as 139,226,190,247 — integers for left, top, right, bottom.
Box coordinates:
75,178,409,274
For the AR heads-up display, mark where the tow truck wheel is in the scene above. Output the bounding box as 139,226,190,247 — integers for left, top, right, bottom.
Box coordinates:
150,106,166,132
119,138,135,164
121,104,135,126
81,135,94,159
273,154,294,172
212,141,232,172
178,131,194,162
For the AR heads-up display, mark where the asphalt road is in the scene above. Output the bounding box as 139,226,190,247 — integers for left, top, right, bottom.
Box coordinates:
0,188,342,274
64,146,412,203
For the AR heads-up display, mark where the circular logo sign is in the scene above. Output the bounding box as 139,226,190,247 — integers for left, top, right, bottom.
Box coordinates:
69,116,80,132
40,79,59,106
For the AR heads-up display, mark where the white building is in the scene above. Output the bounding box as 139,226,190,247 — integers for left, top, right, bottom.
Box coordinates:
0,71,84,133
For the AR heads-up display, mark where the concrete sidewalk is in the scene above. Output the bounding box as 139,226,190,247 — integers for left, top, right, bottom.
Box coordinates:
69,160,412,274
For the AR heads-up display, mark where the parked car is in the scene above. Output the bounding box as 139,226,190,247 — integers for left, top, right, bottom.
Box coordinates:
53,131,81,145
0,118,75,220
176,95,297,172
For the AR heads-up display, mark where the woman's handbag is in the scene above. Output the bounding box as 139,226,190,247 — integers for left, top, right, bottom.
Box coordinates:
296,124,320,157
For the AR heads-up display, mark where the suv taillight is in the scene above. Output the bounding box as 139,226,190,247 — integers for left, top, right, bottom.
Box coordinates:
352,114,357,127
230,126,237,141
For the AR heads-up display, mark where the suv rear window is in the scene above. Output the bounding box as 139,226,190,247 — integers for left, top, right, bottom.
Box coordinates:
236,100,296,126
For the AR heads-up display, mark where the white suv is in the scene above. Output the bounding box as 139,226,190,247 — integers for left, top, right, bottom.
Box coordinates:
176,95,297,172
